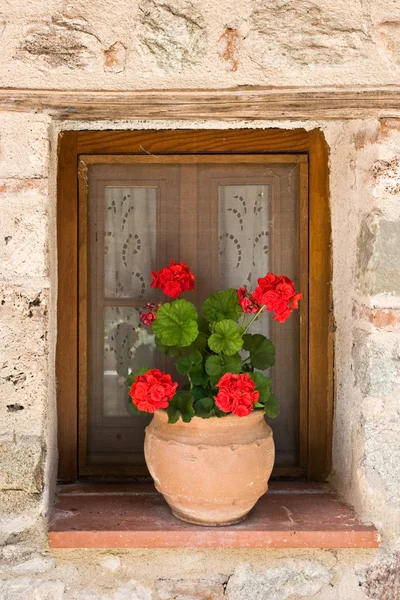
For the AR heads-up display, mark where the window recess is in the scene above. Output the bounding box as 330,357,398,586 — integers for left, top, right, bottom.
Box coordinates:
56,129,332,482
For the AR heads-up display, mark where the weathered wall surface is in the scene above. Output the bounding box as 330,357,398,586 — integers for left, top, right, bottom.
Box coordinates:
1,0,400,89
0,0,400,598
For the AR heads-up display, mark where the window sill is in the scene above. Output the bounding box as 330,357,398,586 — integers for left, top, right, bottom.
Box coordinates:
49,482,380,549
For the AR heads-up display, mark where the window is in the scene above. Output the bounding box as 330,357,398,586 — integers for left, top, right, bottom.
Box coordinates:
57,130,332,482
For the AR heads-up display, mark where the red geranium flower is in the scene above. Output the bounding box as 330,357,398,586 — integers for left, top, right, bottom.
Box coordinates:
150,261,195,298
140,302,162,326
214,373,259,417
236,287,260,314
253,273,302,323
129,369,178,413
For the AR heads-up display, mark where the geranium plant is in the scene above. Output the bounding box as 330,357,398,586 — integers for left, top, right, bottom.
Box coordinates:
127,261,301,424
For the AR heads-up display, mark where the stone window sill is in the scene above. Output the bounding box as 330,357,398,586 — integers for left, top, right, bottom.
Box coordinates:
49,482,380,549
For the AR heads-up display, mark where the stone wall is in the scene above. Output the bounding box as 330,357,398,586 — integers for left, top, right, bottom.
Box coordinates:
0,0,400,598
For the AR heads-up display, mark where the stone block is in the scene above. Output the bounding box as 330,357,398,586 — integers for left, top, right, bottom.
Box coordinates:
0,285,48,437
138,0,207,72
13,555,55,573
74,580,153,600
363,416,400,510
156,577,226,600
99,555,121,572
361,551,400,600
16,14,101,70
0,578,64,600
0,436,44,493
357,216,400,295
352,330,400,396
0,179,49,281
0,491,41,535
0,114,50,179
225,561,331,600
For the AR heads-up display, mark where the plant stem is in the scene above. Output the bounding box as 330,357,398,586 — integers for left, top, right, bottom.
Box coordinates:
243,306,266,334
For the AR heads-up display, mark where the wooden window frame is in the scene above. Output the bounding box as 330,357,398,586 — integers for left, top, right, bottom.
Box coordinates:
57,129,332,483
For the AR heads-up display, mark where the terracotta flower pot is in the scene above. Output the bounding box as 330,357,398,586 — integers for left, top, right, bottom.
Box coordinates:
144,410,275,526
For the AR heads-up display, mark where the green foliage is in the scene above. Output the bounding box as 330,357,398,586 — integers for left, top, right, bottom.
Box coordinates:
130,279,282,421
243,333,275,370
205,353,242,381
176,351,202,375
167,391,196,423
208,319,243,356
201,289,242,323
152,299,199,347
264,392,279,419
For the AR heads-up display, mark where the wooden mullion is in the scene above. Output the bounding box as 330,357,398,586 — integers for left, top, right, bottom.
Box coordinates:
57,131,79,482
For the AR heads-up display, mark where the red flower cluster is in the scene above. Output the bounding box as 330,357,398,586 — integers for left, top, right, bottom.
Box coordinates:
253,273,302,323
129,369,178,413
150,261,195,299
214,373,259,417
140,302,162,327
236,287,260,314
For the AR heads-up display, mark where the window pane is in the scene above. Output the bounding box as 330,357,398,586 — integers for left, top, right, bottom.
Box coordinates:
104,187,157,299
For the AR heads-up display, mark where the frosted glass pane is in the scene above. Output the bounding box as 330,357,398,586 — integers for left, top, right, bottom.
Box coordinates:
104,187,157,299
218,185,270,290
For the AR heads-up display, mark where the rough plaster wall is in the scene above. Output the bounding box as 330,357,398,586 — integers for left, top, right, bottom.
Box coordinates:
1,0,400,89
0,0,400,598
0,113,399,599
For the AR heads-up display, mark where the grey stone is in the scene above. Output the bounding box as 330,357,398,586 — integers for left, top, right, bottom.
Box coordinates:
13,555,55,573
251,0,373,67
361,552,400,600
0,491,41,535
138,0,206,72
99,555,121,572
357,217,400,295
75,581,153,600
363,417,400,509
16,14,100,69
156,576,226,599
0,578,64,599
0,436,44,493
225,561,332,600
352,330,400,396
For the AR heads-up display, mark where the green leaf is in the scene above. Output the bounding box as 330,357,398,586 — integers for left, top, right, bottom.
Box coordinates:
250,372,272,402
191,386,207,401
167,391,196,423
205,353,242,378
197,316,211,335
155,338,181,357
243,334,275,370
201,289,242,323
126,366,151,387
208,320,243,356
152,300,199,347
176,351,202,375
185,332,208,353
194,397,215,418
264,392,279,418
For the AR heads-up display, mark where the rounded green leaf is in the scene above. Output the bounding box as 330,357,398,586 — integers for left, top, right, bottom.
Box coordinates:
205,355,223,377
243,333,275,369
176,351,202,375
208,320,243,356
265,392,279,418
167,391,196,423
201,289,242,323
152,299,199,347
